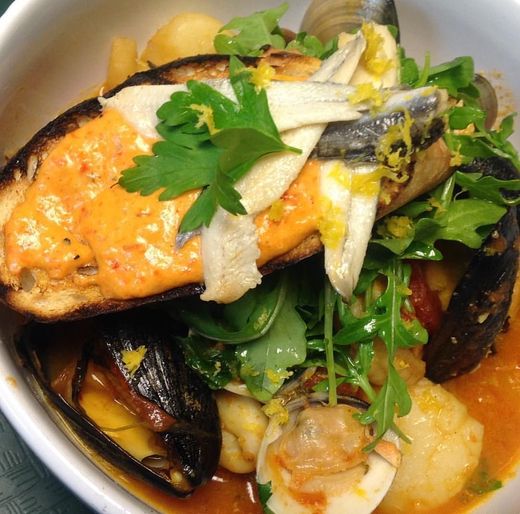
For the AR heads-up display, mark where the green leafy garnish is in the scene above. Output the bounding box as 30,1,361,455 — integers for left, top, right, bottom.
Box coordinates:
455,171,520,206
213,2,337,59
335,261,426,444
119,56,298,232
465,462,503,496
257,482,275,514
237,284,307,402
286,32,339,59
445,112,520,169
177,335,239,389
213,3,288,56
323,279,338,406
400,53,476,99
176,274,287,343
368,175,507,264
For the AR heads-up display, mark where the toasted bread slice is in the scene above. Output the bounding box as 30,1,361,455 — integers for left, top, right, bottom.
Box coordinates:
0,52,450,321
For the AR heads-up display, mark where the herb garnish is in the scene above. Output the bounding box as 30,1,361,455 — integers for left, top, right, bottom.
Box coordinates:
214,3,338,59
119,56,298,232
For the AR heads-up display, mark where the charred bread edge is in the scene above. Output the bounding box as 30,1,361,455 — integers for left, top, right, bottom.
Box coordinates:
0,53,327,322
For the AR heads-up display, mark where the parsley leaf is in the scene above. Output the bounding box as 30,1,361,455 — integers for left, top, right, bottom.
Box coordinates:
119,56,298,232
213,3,288,56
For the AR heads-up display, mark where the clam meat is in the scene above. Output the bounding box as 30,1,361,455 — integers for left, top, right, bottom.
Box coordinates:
257,394,400,514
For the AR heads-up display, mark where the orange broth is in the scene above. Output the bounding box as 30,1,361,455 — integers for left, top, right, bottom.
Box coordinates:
90,309,520,514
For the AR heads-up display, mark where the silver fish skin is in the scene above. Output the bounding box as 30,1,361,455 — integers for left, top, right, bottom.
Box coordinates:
315,87,448,161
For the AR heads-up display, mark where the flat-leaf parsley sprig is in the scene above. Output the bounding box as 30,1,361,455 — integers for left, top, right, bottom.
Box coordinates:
119,56,299,232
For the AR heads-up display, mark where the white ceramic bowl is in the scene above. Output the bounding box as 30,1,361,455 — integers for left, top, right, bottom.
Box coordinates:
0,1,518,513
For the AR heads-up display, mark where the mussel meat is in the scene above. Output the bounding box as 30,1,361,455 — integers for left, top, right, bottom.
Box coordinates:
19,311,221,497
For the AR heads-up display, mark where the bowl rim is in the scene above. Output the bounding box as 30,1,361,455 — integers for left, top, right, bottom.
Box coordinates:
0,4,162,511
0,1,519,513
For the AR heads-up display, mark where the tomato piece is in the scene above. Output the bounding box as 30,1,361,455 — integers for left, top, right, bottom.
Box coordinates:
408,261,443,334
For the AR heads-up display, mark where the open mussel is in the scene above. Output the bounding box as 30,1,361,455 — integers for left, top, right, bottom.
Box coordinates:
425,157,520,382
19,311,221,497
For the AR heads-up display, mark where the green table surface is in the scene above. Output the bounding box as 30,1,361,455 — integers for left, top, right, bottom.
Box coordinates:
0,1,95,512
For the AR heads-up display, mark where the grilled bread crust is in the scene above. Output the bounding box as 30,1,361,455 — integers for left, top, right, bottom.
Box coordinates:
0,52,325,321
0,52,451,321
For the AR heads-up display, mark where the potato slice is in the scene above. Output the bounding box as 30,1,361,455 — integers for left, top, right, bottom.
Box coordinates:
105,37,138,90
141,12,222,66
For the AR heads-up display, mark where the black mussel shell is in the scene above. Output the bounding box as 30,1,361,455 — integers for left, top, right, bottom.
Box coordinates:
425,158,520,382
18,311,221,497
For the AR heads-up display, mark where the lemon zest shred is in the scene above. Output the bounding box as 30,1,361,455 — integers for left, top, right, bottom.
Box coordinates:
361,22,394,77
121,345,147,377
250,61,276,92
383,215,414,239
348,83,384,108
449,143,464,166
262,398,289,425
375,108,414,171
265,368,291,385
318,196,346,249
190,103,219,135
329,161,352,188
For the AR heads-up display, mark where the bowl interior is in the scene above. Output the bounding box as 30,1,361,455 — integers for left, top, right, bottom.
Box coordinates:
0,0,519,512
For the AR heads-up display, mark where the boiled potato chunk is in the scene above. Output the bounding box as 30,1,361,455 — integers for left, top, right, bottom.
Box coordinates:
141,12,222,66
105,37,138,90
379,378,483,511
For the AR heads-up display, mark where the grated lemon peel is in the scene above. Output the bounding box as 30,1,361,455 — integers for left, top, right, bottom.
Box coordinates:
376,108,414,171
121,345,147,377
250,61,276,92
348,82,385,109
190,103,219,134
262,398,289,425
318,196,346,249
360,22,395,77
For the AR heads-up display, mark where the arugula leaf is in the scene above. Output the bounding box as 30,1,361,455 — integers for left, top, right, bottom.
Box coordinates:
455,171,520,206
119,56,298,232
177,334,239,389
213,3,288,56
448,105,486,130
445,113,520,169
236,286,307,401
324,280,338,406
286,32,338,59
414,199,506,249
399,47,419,86
176,274,287,343
335,261,427,442
425,56,475,97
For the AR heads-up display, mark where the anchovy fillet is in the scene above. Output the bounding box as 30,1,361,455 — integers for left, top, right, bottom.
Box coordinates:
201,34,367,303
316,88,448,161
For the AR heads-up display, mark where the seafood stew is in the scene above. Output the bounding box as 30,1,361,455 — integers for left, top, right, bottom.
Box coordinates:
1,1,520,513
